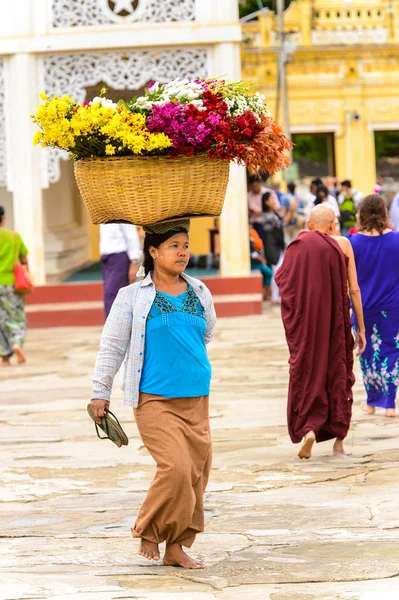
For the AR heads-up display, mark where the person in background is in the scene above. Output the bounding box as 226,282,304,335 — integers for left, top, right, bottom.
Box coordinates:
0,206,29,365
276,205,365,460
349,195,399,418
314,185,341,222
304,178,323,218
249,223,273,301
325,176,339,199
261,192,285,304
247,176,278,240
390,190,399,231
338,180,363,237
374,176,385,195
281,182,306,243
272,181,284,203
100,223,142,318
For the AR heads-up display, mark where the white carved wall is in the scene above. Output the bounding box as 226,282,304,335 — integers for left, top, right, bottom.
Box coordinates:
40,48,208,183
51,0,196,27
0,59,6,187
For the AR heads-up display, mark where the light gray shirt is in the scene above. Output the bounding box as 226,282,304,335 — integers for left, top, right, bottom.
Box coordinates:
92,272,217,408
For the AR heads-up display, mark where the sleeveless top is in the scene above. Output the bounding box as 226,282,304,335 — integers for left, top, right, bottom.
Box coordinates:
139,285,212,398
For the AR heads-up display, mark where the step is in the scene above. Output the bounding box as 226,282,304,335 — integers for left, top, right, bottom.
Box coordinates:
26,276,263,327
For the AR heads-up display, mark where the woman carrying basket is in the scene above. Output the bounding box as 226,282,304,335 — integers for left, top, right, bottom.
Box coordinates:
90,220,216,569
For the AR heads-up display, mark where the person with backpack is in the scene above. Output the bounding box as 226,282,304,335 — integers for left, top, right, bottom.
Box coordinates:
338,180,363,237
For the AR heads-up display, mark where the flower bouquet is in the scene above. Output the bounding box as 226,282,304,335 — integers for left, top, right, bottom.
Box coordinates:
32,79,292,225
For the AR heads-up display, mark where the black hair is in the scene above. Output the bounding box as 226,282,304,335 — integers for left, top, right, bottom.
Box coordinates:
341,179,352,188
248,175,261,185
311,178,323,187
0,205,4,224
261,191,272,213
143,228,188,275
359,194,388,235
314,185,329,206
287,182,296,194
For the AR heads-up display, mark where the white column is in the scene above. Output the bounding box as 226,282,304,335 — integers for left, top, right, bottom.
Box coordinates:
211,41,250,277
7,53,46,285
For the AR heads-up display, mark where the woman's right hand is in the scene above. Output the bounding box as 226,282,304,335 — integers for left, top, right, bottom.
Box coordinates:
91,399,110,424
354,331,367,357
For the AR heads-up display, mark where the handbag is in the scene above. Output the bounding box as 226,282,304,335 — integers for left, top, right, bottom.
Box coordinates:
13,233,33,296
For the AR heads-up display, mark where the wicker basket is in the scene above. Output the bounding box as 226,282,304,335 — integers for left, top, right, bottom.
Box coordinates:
74,154,230,226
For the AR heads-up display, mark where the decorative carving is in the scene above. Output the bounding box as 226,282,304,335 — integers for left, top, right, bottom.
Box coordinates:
0,60,6,187
40,49,208,183
288,61,343,77
312,28,388,46
51,0,195,27
290,99,342,124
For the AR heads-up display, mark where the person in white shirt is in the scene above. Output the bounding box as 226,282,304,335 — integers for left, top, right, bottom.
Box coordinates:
313,185,341,233
390,190,399,231
100,223,142,317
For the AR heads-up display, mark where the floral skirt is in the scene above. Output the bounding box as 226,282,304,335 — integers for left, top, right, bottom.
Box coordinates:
0,286,26,357
356,308,399,409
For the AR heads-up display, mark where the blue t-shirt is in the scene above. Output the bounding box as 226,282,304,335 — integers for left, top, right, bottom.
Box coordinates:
139,286,212,398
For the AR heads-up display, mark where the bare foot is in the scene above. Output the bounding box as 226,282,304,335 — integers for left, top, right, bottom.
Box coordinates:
163,543,205,569
1,357,11,366
386,409,396,418
298,431,316,459
12,345,26,364
333,438,351,457
138,539,160,561
361,403,375,415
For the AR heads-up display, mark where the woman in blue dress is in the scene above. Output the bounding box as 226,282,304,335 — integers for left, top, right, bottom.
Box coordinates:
349,195,399,417
90,221,216,569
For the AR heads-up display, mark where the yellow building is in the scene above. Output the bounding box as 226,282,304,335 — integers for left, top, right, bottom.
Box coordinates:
242,0,399,194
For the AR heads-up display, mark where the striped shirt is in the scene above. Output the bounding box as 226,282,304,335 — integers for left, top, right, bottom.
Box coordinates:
91,272,217,408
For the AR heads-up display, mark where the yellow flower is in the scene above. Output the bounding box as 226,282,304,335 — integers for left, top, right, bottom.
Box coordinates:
33,131,42,146
39,91,48,101
105,144,116,155
32,93,173,158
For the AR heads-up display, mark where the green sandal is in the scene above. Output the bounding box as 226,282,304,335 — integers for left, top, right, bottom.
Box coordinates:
87,404,129,448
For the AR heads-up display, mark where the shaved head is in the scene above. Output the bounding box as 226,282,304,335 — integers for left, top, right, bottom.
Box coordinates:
308,205,336,233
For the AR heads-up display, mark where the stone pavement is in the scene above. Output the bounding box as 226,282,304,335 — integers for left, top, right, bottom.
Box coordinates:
1,308,399,600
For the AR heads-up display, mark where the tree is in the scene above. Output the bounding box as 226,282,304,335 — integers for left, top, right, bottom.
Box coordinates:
239,1,272,19
238,1,293,19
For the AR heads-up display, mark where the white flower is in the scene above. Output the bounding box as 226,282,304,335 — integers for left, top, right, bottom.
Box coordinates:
149,81,159,93
91,96,117,109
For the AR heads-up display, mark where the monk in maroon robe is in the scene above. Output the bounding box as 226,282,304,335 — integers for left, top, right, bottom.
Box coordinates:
275,205,366,459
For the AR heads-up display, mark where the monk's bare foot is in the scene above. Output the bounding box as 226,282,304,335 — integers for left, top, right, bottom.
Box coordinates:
333,438,351,457
163,543,205,569
386,409,396,418
361,403,375,415
12,345,26,364
138,539,160,561
1,357,11,366
298,431,316,459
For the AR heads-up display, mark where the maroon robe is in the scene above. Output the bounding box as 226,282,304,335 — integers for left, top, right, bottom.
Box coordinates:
275,231,355,444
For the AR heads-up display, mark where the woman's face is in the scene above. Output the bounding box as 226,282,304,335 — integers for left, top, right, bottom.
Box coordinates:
151,233,190,275
267,195,278,211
